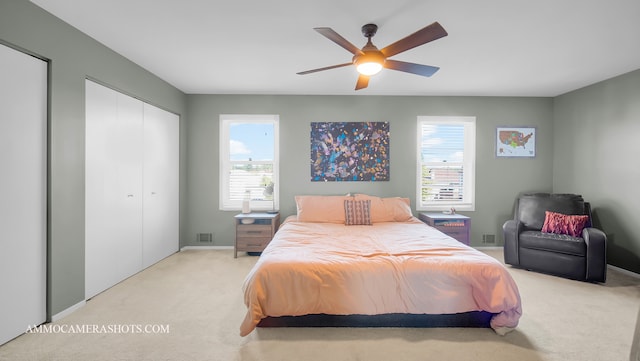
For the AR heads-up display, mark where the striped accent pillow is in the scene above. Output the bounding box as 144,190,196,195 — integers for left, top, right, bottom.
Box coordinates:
344,200,372,225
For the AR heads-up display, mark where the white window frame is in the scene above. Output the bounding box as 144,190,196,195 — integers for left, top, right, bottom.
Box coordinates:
416,116,476,212
219,114,279,211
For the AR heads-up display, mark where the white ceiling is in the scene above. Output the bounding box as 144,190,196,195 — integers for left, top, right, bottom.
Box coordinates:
31,0,640,96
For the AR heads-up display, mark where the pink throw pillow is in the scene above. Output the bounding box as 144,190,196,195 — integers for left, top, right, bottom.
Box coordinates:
541,211,589,237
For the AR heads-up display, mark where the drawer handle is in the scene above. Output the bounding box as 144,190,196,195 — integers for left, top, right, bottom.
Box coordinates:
247,230,263,234
247,243,262,247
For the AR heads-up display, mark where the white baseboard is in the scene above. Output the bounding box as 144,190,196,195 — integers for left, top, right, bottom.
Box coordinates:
180,246,234,251
51,300,86,322
608,264,640,279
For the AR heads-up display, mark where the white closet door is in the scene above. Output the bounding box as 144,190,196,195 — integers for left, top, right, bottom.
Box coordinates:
0,44,47,345
85,80,144,299
142,104,179,268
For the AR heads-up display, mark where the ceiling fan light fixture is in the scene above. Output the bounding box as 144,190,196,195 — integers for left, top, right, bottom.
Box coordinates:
356,61,383,76
354,52,385,76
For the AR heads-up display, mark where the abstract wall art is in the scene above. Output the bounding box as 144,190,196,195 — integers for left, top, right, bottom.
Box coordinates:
310,122,390,181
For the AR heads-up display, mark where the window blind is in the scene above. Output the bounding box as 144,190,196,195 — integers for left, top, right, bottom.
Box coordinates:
417,117,475,211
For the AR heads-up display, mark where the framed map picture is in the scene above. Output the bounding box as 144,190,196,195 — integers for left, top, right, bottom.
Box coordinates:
496,126,536,158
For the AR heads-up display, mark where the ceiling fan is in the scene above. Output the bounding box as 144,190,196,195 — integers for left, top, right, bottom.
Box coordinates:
297,22,448,90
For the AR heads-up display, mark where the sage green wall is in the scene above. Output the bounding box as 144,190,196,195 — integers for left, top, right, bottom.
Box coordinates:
0,0,187,317
8,0,635,323
553,69,640,273
186,95,553,248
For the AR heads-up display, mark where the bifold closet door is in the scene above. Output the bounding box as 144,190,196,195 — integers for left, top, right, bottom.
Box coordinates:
142,104,179,268
85,80,144,299
85,80,178,299
0,44,47,345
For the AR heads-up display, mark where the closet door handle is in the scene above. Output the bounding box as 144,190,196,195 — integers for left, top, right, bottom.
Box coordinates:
127,194,134,198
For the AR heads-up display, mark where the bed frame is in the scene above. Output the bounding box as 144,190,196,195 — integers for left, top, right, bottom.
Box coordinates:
257,311,494,329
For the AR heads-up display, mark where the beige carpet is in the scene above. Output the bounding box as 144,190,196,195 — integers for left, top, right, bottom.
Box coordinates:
1,249,638,361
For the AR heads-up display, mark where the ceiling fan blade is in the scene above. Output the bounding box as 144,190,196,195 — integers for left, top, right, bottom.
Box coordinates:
380,22,448,58
314,27,365,56
355,75,369,90
297,62,352,75
384,59,440,77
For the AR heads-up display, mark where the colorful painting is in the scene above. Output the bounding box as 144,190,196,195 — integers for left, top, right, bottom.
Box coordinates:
311,122,390,181
496,126,536,158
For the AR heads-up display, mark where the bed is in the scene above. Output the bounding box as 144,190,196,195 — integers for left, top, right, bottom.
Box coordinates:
240,195,522,336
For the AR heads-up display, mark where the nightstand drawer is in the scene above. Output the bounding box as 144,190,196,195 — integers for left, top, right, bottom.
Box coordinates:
237,225,272,237
434,226,465,234
435,228,469,243
236,237,271,251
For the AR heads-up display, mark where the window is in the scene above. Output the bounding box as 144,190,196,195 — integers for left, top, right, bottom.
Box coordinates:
416,116,476,211
220,114,279,211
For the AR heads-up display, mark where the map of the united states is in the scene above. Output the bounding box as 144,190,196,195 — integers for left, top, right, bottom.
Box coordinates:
497,129,535,156
499,130,533,148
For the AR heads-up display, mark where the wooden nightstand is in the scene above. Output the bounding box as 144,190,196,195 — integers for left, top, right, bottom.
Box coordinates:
234,212,280,258
419,212,471,245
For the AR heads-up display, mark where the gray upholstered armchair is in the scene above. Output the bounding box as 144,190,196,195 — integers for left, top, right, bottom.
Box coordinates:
503,193,607,282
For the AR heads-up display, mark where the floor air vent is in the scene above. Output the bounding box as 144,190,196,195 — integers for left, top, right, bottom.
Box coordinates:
197,233,213,243
482,234,496,244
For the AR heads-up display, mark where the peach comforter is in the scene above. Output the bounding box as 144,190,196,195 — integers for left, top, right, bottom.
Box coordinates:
240,217,522,336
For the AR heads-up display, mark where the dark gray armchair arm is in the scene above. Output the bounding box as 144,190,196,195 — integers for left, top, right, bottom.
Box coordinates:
583,227,607,282
503,220,521,266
